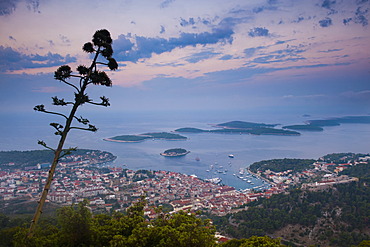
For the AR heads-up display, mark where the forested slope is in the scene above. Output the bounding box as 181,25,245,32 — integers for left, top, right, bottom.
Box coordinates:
212,163,370,247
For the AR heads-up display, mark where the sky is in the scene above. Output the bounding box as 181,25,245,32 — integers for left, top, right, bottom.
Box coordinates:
0,0,370,118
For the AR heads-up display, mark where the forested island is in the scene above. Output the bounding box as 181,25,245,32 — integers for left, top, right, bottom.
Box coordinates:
104,132,187,143
175,121,300,136
160,148,190,157
105,116,370,142
282,124,324,131
307,115,370,126
214,121,278,129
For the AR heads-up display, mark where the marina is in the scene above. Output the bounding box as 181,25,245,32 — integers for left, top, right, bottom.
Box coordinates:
202,158,274,191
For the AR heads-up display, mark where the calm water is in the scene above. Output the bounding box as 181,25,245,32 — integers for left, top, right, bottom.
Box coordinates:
1,111,370,190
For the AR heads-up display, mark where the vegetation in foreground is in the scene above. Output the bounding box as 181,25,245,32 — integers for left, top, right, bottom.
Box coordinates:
1,152,369,246
0,198,286,247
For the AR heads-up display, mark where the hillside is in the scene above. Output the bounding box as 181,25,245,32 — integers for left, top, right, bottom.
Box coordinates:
0,149,116,170
212,162,370,247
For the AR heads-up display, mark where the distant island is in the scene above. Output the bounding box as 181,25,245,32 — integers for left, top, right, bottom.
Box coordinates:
175,121,300,136
105,116,370,143
306,116,370,126
213,121,278,129
282,124,324,131
104,132,187,143
160,148,190,157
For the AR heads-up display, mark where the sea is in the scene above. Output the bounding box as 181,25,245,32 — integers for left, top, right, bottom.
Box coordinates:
1,110,370,190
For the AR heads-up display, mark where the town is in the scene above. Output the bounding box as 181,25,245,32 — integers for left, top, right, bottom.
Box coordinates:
0,152,368,217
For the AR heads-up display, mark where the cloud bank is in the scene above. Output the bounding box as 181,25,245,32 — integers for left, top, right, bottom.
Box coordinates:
0,46,76,72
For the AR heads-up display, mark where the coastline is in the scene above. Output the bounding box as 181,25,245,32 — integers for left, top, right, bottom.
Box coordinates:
160,151,190,157
104,137,187,143
103,138,143,143
246,167,276,187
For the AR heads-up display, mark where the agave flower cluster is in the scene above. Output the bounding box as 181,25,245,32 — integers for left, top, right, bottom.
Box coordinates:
34,29,118,140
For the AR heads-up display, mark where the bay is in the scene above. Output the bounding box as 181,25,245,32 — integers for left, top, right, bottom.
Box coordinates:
1,110,369,190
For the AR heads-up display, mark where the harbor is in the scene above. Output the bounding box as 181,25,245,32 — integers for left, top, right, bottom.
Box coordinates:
203,154,273,191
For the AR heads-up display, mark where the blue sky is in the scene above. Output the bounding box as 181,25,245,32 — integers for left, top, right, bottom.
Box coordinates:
0,0,369,116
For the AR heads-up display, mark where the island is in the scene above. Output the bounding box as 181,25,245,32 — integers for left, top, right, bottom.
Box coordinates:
306,119,341,127
214,120,278,129
282,124,324,131
174,127,206,133
104,132,187,143
175,121,300,136
160,148,190,157
106,116,370,143
306,116,370,127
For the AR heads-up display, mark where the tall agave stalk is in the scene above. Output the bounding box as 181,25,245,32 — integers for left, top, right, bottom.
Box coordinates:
27,29,118,237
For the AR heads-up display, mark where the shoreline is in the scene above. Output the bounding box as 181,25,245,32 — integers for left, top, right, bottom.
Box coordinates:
104,137,187,143
246,167,276,187
160,151,190,157
103,138,143,143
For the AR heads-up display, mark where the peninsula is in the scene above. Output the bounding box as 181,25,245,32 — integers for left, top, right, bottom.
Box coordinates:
0,149,116,171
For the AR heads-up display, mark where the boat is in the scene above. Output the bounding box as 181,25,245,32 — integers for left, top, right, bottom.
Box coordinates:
205,177,222,184
195,157,200,161
228,154,234,158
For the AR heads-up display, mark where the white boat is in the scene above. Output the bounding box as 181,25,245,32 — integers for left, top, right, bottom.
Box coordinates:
205,177,222,184
228,154,234,158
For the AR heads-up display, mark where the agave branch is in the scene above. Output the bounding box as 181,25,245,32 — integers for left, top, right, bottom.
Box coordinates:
60,147,77,158
50,123,64,135
86,96,110,107
59,78,80,92
28,29,117,238
70,124,98,132
74,116,90,125
37,140,55,152
52,96,73,106
34,105,68,120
